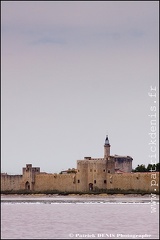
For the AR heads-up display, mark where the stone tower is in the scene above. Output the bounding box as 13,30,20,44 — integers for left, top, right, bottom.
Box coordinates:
22,164,40,191
104,135,110,159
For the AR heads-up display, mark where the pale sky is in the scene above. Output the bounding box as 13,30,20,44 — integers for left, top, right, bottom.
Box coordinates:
1,1,159,174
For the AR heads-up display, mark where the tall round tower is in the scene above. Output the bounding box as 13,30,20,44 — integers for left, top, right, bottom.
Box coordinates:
104,135,111,159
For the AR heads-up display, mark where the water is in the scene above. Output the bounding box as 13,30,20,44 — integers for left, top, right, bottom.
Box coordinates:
1,195,159,239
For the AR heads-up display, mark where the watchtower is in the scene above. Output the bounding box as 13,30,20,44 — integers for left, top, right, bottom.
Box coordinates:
104,135,110,159
22,164,40,190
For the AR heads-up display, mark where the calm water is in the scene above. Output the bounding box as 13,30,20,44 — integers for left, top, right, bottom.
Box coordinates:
1,195,159,239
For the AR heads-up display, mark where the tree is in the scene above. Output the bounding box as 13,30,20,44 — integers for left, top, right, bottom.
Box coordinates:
146,164,155,172
156,163,159,171
133,164,147,172
132,163,159,172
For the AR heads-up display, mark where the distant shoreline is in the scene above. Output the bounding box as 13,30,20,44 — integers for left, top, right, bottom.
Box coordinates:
1,193,158,198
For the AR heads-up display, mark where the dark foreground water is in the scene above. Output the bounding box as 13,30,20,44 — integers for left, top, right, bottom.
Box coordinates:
1,195,159,239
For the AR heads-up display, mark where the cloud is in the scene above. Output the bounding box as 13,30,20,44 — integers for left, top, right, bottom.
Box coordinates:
1,1,158,174
1,1,158,51
1,1,158,55
31,37,67,45
2,1,158,33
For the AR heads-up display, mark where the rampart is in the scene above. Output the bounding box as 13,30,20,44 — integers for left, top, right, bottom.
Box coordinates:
106,172,159,192
1,174,23,191
34,173,77,192
1,170,159,193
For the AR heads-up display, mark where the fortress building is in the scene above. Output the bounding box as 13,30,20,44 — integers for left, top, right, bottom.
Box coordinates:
76,135,132,191
1,136,159,193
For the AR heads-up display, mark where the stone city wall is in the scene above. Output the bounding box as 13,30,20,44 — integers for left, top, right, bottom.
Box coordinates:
34,173,77,192
107,172,159,192
1,171,159,193
1,174,23,191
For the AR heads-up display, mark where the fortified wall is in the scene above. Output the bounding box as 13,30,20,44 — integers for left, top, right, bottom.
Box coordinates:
1,136,159,193
34,173,77,192
107,172,159,192
1,174,23,191
1,166,159,193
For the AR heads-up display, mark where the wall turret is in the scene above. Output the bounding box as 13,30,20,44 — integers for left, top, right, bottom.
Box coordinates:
22,164,40,190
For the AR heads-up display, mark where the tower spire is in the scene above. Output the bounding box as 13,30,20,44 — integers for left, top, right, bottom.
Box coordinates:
104,135,110,146
104,135,110,159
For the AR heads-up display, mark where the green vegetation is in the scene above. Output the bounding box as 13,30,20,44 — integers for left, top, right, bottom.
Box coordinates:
132,163,159,172
1,188,159,195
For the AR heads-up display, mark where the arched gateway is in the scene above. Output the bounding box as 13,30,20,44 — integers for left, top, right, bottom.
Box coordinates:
25,181,30,190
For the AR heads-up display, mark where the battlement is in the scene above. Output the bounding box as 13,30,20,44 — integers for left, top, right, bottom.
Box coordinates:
22,164,40,174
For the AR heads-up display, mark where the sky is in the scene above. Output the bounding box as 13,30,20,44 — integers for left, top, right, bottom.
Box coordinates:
1,1,159,174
